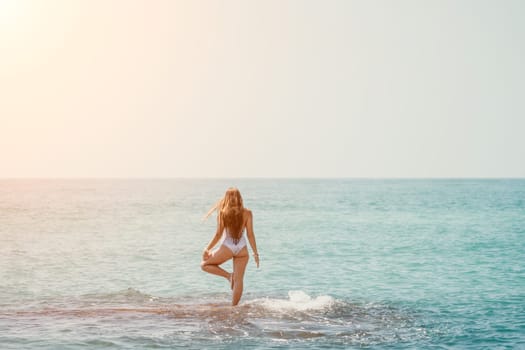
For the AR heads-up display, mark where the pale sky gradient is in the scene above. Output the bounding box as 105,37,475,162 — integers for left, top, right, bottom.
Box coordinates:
1,0,524,178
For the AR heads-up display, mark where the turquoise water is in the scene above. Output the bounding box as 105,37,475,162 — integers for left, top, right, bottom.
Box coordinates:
0,179,524,349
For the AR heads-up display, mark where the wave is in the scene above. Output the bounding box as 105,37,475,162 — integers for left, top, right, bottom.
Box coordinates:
249,290,335,312
1,289,387,318
1,289,428,345
1,289,343,320
67,289,337,315
1,289,404,327
0,288,416,325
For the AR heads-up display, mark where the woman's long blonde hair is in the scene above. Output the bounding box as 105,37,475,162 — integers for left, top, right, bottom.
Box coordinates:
204,188,245,243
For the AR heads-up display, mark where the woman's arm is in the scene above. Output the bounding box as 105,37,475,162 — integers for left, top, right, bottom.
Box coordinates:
245,209,259,268
202,215,224,260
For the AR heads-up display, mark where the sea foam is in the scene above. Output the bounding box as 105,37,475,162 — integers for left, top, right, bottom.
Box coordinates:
253,291,335,312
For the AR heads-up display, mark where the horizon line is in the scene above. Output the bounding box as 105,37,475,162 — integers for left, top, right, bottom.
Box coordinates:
0,176,524,180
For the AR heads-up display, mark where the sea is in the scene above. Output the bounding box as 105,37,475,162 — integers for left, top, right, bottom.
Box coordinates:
0,179,524,349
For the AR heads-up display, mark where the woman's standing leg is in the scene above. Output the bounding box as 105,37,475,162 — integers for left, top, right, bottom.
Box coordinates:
231,247,249,306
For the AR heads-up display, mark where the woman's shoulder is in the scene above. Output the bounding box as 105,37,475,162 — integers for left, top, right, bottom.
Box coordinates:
243,208,252,217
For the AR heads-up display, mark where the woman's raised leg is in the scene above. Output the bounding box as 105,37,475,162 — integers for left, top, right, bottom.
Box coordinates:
201,245,233,281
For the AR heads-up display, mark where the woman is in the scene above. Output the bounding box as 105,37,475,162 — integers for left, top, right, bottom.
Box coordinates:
201,188,260,306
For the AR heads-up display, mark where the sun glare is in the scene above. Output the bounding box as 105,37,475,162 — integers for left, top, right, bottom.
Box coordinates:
0,0,27,28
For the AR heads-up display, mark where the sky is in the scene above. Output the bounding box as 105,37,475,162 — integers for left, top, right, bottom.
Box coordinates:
1,0,524,178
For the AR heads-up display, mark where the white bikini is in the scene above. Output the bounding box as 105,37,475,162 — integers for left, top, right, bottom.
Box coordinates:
221,228,247,255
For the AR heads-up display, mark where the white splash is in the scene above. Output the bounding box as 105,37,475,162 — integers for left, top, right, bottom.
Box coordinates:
255,291,334,312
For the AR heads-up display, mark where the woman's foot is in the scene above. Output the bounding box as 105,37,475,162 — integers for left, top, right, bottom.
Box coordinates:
228,273,234,290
